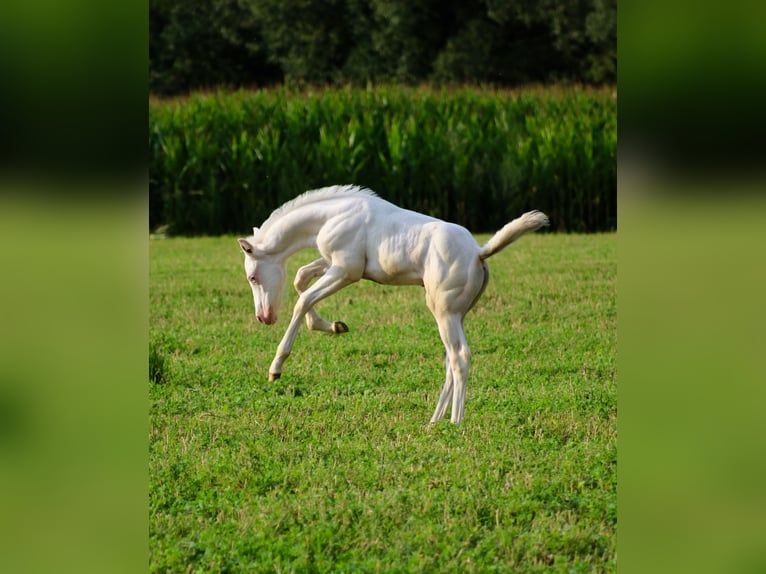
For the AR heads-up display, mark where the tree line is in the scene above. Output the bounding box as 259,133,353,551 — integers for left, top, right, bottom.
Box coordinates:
150,0,616,95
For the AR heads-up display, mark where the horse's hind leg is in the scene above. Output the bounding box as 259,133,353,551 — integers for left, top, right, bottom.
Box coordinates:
430,354,454,423
294,258,349,334
426,260,487,423
432,312,471,424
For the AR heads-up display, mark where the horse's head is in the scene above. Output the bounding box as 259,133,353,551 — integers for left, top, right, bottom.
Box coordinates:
238,232,285,325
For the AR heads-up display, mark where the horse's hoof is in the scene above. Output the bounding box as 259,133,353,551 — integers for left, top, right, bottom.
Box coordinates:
332,321,349,334
268,372,281,382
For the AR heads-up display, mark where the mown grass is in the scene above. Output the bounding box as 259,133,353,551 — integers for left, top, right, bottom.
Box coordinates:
149,232,616,573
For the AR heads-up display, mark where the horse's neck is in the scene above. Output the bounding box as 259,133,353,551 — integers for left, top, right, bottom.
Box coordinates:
259,205,332,257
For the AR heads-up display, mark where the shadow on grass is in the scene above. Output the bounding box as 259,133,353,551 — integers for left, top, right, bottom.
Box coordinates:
266,378,310,398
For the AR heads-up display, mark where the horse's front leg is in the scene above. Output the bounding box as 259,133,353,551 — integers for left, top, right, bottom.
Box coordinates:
294,258,349,334
269,265,357,382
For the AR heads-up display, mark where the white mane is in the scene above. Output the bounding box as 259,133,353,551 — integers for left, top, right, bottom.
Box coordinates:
257,185,378,236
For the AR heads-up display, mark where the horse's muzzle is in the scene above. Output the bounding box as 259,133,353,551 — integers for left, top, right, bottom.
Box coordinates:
257,310,277,325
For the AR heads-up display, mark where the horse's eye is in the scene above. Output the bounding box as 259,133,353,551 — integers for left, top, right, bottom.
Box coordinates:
248,275,258,284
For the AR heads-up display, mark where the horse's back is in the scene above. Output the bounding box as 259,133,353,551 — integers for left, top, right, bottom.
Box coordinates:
361,199,481,286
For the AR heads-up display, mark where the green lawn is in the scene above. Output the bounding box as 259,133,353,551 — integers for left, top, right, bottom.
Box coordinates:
150,232,616,573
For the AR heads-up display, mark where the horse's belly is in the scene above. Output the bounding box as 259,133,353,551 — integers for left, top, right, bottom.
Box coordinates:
362,266,424,286
363,226,431,285
362,252,424,285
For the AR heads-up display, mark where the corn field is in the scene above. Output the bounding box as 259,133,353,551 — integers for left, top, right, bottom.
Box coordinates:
149,86,616,235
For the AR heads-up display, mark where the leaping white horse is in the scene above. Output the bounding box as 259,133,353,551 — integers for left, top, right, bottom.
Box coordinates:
238,185,548,424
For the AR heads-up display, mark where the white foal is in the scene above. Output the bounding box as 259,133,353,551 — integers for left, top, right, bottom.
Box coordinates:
238,185,548,424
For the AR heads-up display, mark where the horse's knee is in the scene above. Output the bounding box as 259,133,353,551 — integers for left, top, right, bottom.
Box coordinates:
293,273,308,292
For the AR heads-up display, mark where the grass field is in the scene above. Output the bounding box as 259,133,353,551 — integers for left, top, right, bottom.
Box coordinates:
149,231,616,573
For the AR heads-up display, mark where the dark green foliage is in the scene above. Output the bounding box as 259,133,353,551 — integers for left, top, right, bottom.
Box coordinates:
149,86,616,235
150,0,282,95
149,0,616,94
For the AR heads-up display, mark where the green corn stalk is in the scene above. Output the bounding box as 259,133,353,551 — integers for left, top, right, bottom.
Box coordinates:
149,86,616,235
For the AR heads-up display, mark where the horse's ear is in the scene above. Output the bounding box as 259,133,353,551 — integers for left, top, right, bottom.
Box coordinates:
252,227,259,236
238,238,257,256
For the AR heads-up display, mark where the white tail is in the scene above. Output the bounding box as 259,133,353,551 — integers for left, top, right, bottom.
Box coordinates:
479,210,549,260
